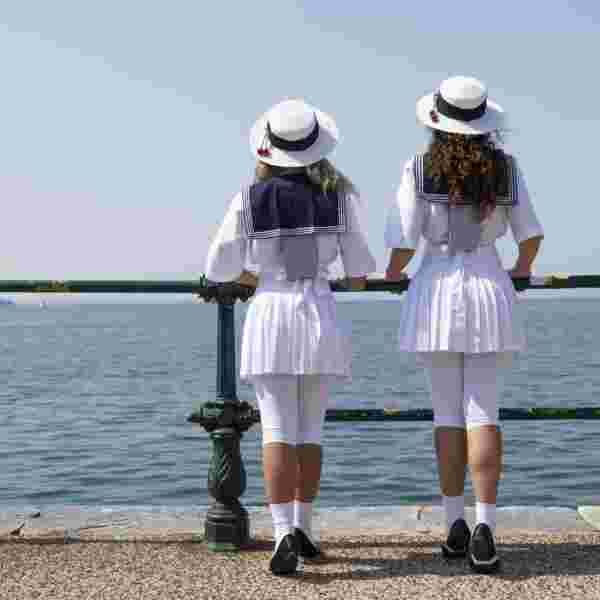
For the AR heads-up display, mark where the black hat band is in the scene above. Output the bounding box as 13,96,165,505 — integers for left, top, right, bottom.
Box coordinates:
435,92,487,122
267,116,320,152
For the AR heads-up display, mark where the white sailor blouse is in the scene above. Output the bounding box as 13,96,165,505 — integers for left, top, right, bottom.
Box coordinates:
385,155,543,355
385,155,544,251
206,173,376,379
207,174,374,284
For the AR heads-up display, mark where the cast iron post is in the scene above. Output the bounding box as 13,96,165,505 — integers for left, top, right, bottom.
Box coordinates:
188,281,258,551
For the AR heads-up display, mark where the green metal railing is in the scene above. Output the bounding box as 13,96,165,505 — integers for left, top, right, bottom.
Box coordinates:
4,274,600,549
2,273,600,294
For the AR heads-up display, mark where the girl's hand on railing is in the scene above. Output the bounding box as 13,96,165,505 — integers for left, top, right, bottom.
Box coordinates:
334,277,367,291
385,249,415,281
507,267,531,292
385,268,408,282
511,236,542,281
237,271,259,288
346,276,367,291
508,267,531,279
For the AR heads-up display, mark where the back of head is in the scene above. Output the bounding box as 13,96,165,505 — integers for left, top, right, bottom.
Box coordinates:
424,130,510,220
255,159,358,197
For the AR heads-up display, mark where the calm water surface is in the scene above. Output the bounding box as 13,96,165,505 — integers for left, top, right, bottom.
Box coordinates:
2,297,599,510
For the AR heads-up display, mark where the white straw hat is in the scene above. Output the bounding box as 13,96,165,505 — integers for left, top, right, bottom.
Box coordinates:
249,99,339,167
416,76,505,135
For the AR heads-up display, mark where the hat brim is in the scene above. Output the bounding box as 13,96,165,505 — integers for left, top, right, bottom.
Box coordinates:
416,92,505,135
249,106,339,167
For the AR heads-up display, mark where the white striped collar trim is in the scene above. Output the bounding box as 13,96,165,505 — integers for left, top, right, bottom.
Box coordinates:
414,153,519,206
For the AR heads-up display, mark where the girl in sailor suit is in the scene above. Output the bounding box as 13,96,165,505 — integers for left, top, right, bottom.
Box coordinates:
206,99,375,575
385,77,543,573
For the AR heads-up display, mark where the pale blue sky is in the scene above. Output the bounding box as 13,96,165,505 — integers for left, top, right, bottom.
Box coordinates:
2,1,599,281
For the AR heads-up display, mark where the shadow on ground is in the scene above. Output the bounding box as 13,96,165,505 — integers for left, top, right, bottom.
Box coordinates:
290,536,600,584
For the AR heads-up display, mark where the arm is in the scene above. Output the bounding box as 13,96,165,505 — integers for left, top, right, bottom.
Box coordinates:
385,248,415,281
384,160,423,281
508,161,544,278
338,193,377,289
510,236,543,278
205,193,247,283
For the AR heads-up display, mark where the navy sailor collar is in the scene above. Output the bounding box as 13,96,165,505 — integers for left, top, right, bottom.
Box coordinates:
241,174,347,239
413,153,519,206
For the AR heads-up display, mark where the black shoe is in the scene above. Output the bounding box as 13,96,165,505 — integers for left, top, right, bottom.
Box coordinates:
269,534,299,576
294,527,321,559
441,518,471,559
468,523,500,574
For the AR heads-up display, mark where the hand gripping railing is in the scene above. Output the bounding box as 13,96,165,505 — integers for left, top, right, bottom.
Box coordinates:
3,274,600,550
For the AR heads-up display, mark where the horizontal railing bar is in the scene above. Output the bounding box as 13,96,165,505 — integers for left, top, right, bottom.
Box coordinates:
1,274,600,294
324,408,600,421
0,280,209,294
187,406,600,424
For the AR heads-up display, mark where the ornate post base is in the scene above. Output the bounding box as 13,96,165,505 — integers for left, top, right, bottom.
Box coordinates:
188,399,259,551
205,500,249,552
204,426,251,551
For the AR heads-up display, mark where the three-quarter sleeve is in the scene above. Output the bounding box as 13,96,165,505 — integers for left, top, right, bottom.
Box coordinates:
338,193,376,277
384,160,425,250
508,162,544,244
205,192,247,282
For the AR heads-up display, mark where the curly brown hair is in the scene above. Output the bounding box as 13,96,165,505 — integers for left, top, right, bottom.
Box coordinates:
424,130,511,221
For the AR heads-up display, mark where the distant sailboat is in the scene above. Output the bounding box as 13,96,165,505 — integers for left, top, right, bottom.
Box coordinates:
39,298,48,309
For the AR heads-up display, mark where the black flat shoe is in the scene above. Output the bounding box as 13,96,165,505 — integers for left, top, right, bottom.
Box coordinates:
468,523,500,574
294,527,321,559
441,518,471,559
269,534,299,576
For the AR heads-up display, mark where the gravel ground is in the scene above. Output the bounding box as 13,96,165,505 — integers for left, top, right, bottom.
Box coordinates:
1,531,599,600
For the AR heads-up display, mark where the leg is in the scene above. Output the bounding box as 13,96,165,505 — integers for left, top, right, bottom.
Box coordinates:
293,376,328,557
467,427,502,505
263,443,298,505
436,428,467,498
254,375,302,575
253,376,298,542
295,375,328,503
464,353,504,573
422,352,467,528
295,444,322,502
464,353,503,518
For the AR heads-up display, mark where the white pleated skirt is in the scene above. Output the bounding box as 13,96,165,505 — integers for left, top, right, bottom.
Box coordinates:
398,244,525,354
240,277,350,380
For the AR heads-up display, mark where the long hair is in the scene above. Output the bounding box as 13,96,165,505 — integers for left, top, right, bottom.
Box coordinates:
424,130,510,221
254,159,358,197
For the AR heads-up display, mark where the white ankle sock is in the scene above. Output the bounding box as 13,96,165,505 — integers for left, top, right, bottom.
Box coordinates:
443,495,465,530
476,502,497,532
270,502,294,547
293,501,313,535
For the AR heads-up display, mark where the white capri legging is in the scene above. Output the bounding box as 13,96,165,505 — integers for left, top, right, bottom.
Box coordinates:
253,375,329,446
420,352,506,430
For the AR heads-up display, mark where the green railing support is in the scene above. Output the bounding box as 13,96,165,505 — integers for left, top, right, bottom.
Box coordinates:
187,283,255,551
